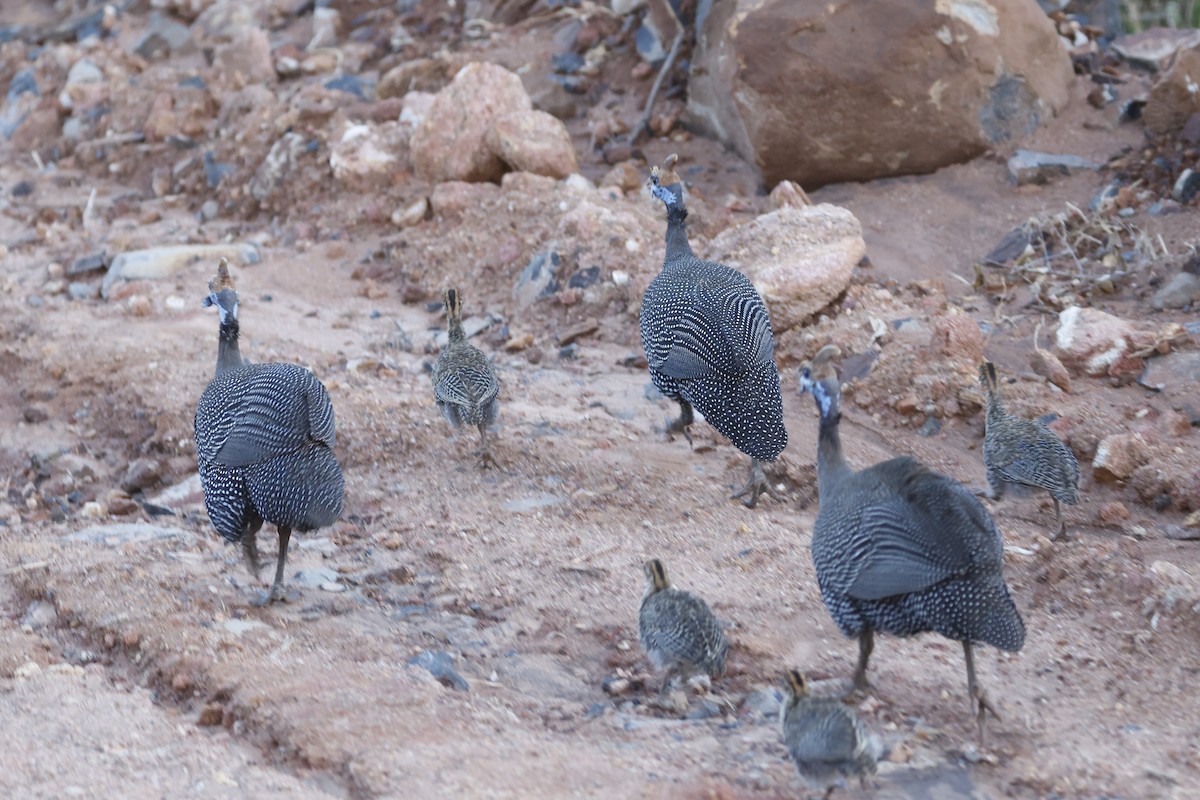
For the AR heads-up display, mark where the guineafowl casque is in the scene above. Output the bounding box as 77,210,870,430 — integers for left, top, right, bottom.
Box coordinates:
798,345,1025,743
638,559,728,692
978,361,1080,540
431,288,500,467
194,258,344,605
780,669,879,798
640,154,787,507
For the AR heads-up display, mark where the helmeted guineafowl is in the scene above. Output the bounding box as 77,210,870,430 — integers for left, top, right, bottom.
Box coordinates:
780,669,880,797
194,258,344,605
798,345,1025,743
978,361,1080,540
431,288,500,467
640,154,787,507
638,558,728,693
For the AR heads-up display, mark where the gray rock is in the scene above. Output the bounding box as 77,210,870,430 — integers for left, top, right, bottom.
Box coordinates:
101,242,259,298
293,567,340,589
134,13,195,60
1007,150,1100,186
1,68,39,140
249,132,307,202
408,650,470,691
513,250,560,308
741,685,783,718
68,252,107,276
66,523,195,545
685,699,722,720
199,199,219,221
1151,271,1200,310
21,600,57,630
67,281,99,301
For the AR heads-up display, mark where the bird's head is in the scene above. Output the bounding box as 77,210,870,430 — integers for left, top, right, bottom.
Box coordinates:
797,344,842,418
444,287,463,321
203,257,239,325
648,153,685,211
643,558,670,595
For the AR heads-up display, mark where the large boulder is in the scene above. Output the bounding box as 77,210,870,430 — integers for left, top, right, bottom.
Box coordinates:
410,62,532,183
487,110,578,179
687,0,1073,188
704,204,865,333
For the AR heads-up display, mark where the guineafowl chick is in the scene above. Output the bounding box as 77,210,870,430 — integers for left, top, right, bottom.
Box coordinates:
780,670,879,798
431,288,500,468
195,259,344,605
798,345,1025,743
638,559,728,692
640,154,787,507
978,361,1080,540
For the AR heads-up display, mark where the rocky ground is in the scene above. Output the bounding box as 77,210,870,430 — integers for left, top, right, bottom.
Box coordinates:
1,2,1200,799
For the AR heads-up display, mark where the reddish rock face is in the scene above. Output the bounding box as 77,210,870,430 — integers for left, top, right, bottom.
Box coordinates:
687,0,1073,188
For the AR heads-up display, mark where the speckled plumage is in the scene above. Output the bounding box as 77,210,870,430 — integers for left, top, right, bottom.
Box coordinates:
979,361,1080,539
640,155,786,506
194,259,344,603
780,670,878,795
432,288,499,466
638,559,727,688
798,346,1024,742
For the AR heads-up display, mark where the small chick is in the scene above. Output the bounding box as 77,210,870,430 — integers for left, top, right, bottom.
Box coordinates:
638,559,728,693
431,288,500,467
979,361,1080,539
780,670,879,798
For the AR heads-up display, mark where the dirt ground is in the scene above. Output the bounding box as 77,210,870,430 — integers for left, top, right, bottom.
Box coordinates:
2,4,1200,799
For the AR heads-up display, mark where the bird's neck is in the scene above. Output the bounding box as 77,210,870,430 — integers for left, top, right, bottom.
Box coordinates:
664,206,695,261
985,392,1007,426
447,316,466,344
216,317,243,376
814,381,851,493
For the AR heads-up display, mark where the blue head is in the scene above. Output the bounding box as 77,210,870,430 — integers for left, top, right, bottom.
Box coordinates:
797,345,842,419
203,257,239,326
648,153,685,212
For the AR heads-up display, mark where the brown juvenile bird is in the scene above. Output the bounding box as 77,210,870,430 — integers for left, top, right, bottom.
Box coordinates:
431,288,500,467
194,259,344,604
780,669,879,797
638,559,728,692
978,361,1080,539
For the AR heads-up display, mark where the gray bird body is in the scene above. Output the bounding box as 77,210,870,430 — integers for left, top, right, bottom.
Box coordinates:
799,347,1023,741
780,675,877,792
980,362,1079,537
194,261,343,603
432,288,499,465
639,184,786,464
638,560,728,684
196,362,343,542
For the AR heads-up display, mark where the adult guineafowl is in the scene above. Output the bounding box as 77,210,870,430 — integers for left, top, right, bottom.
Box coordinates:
194,258,344,605
640,154,787,507
978,361,1080,539
797,345,1025,743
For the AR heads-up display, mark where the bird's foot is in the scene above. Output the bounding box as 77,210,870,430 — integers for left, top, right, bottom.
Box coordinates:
1051,523,1069,542
972,485,998,500
973,685,1000,745
664,415,693,446
731,461,770,508
250,583,298,607
476,448,496,469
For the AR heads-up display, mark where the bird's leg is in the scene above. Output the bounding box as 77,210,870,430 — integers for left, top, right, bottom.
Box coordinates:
476,424,495,469
664,399,693,445
266,526,293,604
963,640,999,745
853,628,874,691
974,470,1005,501
731,458,770,508
240,521,262,581
1051,498,1066,541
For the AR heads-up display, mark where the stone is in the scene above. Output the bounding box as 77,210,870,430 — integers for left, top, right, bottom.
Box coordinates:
59,59,106,112
21,600,57,630
121,458,162,494
487,110,578,179
513,250,561,308
703,204,862,332
1054,306,1143,379
102,243,259,298
392,197,429,227
429,180,499,217
1,69,39,140
1151,271,1200,310
1092,434,1150,482
931,309,985,364
293,567,339,588
329,123,401,189
68,252,107,276
134,12,196,60
249,131,307,202
1031,347,1070,392
1097,501,1130,525
1112,28,1200,71
408,650,469,691
1145,47,1200,136
197,704,224,727
556,318,599,347
742,685,783,718
766,180,811,210
599,161,642,193
1007,150,1099,186
213,27,275,86
410,62,533,183
379,59,454,98
687,0,1072,188
307,6,341,50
